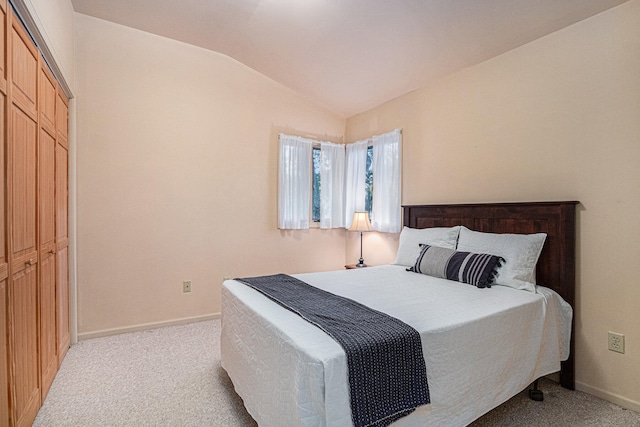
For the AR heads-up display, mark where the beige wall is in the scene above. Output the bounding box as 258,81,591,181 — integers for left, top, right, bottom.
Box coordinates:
74,14,347,337
347,0,640,411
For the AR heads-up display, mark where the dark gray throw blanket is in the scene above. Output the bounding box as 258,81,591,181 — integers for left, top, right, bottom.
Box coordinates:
235,274,430,427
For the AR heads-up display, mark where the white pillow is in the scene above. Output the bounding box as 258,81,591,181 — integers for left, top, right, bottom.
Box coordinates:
393,226,461,267
456,226,546,292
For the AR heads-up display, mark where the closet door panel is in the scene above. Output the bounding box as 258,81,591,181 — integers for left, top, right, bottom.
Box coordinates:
0,0,6,91
55,95,70,362
0,279,8,427
8,10,41,427
39,129,55,248
56,92,68,143
10,106,37,265
55,142,68,242
38,68,57,399
0,91,5,273
0,74,9,427
9,265,40,427
55,244,69,362
39,63,55,135
38,252,57,399
0,1,9,424
10,17,36,119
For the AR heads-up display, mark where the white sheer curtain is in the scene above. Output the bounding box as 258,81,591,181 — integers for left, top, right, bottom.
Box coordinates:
372,129,402,232
344,139,369,229
320,141,345,229
278,134,312,229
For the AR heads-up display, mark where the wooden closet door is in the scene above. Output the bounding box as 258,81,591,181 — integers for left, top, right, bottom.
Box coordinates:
56,89,70,364
8,12,40,427
38,60,58,401
0,1,9,424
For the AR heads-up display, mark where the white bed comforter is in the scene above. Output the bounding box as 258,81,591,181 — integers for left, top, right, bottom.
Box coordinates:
221,265,572,427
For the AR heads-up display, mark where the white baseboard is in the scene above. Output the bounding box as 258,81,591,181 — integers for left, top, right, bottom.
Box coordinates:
77,313,221,341
576,381,640,413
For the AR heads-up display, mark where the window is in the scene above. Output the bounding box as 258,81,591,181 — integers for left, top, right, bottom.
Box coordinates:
311,142,345,228
279,130,399,231
313,146,373,223
312,147,321,222
365,146,373,217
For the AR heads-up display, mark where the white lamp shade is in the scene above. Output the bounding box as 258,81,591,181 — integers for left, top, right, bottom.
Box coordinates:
349,212,371,232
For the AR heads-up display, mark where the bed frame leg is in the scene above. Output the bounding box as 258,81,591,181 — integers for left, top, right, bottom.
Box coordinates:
528,379,544,401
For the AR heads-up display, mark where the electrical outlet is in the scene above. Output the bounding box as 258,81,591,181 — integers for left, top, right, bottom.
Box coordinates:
183,280,192,293
608,332,624,354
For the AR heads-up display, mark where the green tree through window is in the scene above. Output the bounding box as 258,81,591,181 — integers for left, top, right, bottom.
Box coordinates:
312,148,321,222
312,146,373,223
365,146,373,216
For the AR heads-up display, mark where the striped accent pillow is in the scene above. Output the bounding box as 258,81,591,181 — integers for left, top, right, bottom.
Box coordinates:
409,244,504,288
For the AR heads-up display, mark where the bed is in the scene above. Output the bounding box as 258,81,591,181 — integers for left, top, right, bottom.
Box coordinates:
221,201,578,426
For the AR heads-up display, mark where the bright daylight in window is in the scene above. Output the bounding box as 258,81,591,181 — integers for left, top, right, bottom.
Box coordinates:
312,146,373,222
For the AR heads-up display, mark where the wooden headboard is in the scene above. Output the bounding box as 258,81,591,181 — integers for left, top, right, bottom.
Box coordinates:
403,201,578,390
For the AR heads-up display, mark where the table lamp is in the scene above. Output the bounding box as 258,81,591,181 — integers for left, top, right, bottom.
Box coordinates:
349,212,371,267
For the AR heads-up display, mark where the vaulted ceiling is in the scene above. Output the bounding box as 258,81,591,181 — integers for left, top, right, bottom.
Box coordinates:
71,0,629,117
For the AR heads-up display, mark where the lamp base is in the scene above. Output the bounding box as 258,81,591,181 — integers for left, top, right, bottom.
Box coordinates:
355,258,367,268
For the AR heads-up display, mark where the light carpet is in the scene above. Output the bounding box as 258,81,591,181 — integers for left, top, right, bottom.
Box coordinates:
34,319,639,426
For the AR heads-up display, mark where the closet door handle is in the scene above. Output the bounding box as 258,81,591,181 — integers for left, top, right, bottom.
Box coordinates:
26,259,36,267
49,249,56,255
